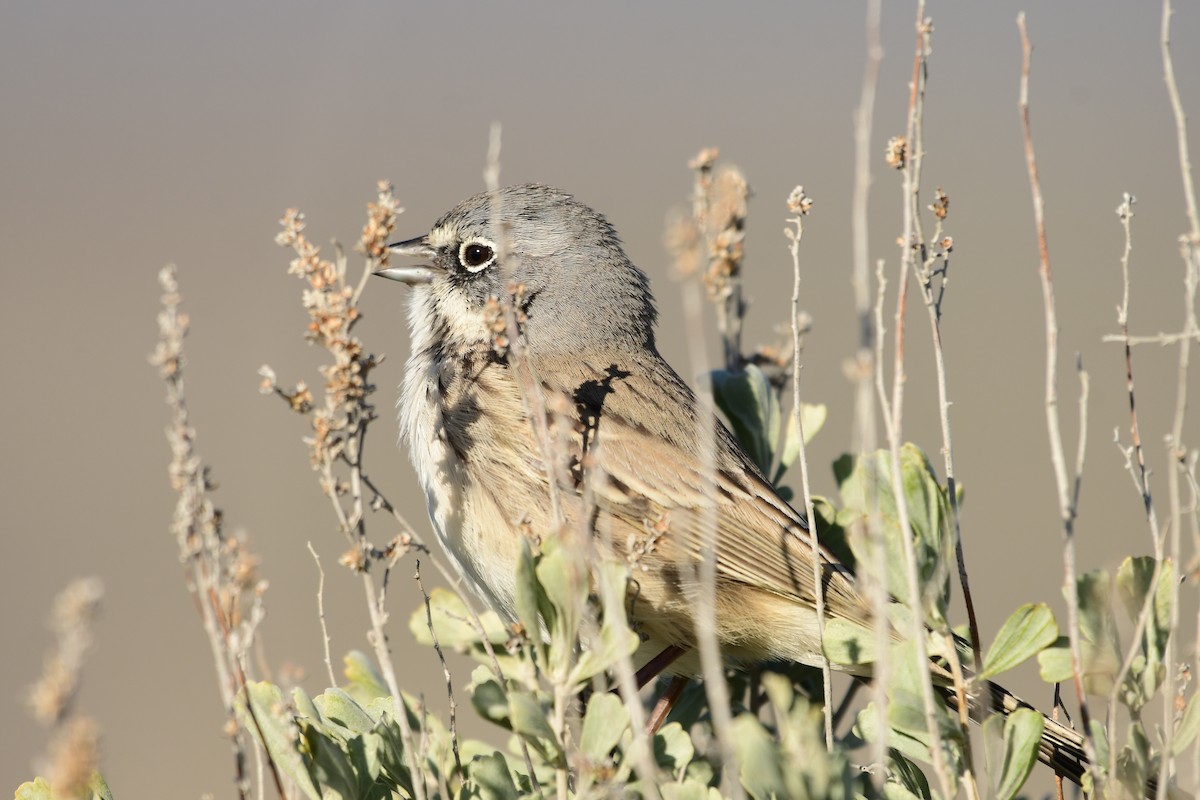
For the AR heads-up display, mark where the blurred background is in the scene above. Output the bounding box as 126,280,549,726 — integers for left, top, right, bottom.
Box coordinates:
3,0,1200,794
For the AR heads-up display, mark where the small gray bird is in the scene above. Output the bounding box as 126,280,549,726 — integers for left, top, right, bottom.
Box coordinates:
377,183,1090,787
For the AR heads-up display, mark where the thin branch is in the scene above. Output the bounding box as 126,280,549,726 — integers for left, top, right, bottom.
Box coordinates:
1101,330,1200,346
1160,1,1200,792
307,542,338,689
1016,12,1099,779
416,560,462,778
682,269,745,800
851,1,889,785
899,17,983,789
785,187,832,749
879,7,956,797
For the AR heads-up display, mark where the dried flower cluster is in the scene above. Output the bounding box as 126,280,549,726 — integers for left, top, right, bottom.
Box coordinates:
665,213,704,279
702,166,750,305
28,578,103,725
151,266,268,796
787,185,814,216
929,186,949,220
626,513,669,572
269,182,399,473
483,282,529,356
46,717,100,800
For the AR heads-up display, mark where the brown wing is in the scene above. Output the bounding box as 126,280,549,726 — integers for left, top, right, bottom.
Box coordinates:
536,350,873,631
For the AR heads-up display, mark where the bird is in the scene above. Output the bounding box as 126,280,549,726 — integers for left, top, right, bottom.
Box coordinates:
376,182,1091,788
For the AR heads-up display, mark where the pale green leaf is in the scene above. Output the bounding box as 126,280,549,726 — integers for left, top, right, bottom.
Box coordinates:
14,778,53,800
981,603,1059,680
995,709,1044,800
468,751,519,800
1037,637,1074,684
732,714,787,800
238,682,321,800
776,402,828,481
508,693,560,754
654,722,696,772
1173,692,1200,755
823,617,875,668
1075,570,1123,695
579,692,629,761
342,650,388,701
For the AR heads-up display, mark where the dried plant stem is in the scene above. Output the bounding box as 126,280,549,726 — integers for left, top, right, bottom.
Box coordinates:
873,7,956,797
786,203,832,749
1160,2,1200,792
320,445,429,800
581,458,664,797
681,273,745,800
1016,13,1099,779
870,257,894,777
1103,331,1200,345
416,560,462,777
307,542,338,689
1114,196,1160,558
898,15,980,793
852,0,889,780
903,31,983,679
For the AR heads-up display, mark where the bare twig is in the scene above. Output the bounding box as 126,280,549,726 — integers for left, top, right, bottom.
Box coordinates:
415,560,462,777
1160,2,1200,792
307,542,338,689
784,186,832,749
675,152,745,800
272,186,429,800
896,14,981,794
851,1,889,782
878,7,956,797
1016,12,1099,779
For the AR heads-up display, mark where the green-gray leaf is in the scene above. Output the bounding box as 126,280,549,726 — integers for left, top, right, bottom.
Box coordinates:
1037,637,1074,684
468,752,520,800
995,709,1044,800
579,692,629,761
1173,692,1200,755
981,603,1059,680
712,365,779,474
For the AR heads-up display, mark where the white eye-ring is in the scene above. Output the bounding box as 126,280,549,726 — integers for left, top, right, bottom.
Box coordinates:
459,239,497,273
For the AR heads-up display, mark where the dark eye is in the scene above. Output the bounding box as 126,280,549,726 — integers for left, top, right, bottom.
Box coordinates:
459,240,495,272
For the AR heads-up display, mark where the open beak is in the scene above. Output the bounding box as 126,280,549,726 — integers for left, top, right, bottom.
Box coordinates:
375,235,438,285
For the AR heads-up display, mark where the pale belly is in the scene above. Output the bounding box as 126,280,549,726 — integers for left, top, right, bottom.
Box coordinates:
399,352,522,621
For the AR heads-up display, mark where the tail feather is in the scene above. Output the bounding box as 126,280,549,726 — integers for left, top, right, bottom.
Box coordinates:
945,680,1172,799
974,681,1089,789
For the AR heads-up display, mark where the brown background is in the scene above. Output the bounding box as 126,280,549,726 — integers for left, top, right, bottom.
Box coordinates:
3,1,1200,795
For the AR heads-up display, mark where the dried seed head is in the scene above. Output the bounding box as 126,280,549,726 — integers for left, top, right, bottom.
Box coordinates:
930,187,949,219
688,147,720,172
885,136,907,170
786,185,814,216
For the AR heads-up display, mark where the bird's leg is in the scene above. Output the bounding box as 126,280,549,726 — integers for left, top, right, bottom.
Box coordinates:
634,644,688,689
646,676,689,734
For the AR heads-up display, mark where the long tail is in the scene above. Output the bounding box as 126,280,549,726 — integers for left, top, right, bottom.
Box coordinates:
946,681,1172,799
964,681,1089,788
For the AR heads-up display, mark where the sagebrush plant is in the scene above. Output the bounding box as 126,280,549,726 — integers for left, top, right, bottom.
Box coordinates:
15,4,1200,800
